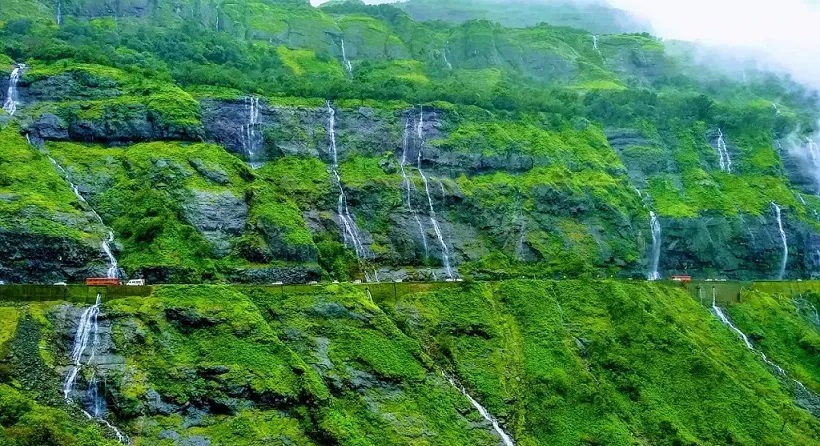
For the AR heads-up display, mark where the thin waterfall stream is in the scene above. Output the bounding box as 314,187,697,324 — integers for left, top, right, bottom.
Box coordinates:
772,202,788,280
715,129,733,173
400,117,429,257
340,38,353,76
27,134,120,278
325,102,367,260
710,290,819,415
443,373,516,446
63,293,129,443
241,96,262,169
647,211,661,281
415,105,455,279
3,64,25,115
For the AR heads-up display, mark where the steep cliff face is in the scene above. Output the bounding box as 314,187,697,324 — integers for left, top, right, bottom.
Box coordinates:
2,282,817,445
2,0,820,284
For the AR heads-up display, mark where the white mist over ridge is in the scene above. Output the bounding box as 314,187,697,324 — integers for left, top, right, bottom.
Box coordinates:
311,0,820,90
606,0,820,89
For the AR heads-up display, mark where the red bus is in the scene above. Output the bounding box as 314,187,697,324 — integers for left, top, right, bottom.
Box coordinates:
85,278,121,286
671,275,692,283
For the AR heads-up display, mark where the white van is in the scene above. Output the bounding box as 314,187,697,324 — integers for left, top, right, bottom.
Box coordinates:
126,279,146,286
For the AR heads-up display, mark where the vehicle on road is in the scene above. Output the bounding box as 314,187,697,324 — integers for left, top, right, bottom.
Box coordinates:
126,279,146,286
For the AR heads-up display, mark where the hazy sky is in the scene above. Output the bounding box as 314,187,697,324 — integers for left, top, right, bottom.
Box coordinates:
310,0,820,87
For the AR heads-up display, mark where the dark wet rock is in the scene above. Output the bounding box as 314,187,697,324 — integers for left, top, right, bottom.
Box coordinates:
182,191,248,257
0,229,108,284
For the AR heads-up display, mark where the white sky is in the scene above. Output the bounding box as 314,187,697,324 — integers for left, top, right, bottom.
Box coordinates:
310,0,820,88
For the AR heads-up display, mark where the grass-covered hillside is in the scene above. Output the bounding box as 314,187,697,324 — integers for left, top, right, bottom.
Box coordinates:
0,281,817,445
0,0,819,283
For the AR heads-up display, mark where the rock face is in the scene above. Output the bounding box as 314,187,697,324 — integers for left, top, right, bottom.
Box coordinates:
0,230,107,283
182,191,248,258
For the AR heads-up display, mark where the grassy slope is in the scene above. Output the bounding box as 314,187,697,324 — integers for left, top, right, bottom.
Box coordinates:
378,280,820,445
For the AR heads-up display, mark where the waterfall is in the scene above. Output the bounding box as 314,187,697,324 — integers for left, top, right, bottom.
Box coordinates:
241,96,262,168
340,38,353,76
710,291,819,412
400,118,429,257
63,294,129,443
715,129,733,173
794,297,820,328
326,102,367,259
443,48,453,70
806,137,820,194
443,373,516,446
43,152,120,279
3,64,25,116
772,203,788,280
56,0,62,25
415,105,455,279
592,35,602,56
647,211,661,281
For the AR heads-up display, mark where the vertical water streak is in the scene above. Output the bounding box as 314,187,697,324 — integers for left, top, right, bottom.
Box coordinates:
715,129,733,173
443,47,453,70
36,137,120,279
400,118,429,257
443,373,516,446
647,211,661,281
3,64,25,115
772,203,788,280
806,137,820,194
326,102,366,259
241,96,261,168
415,105,454,279
63,294,129,443
340,38,353,76
56,0,62,25
709,292,820,412
592,35,602,57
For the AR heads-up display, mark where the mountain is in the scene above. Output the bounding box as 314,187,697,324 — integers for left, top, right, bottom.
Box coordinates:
0,1,819,444
0,281,818,445
2,0,820,284
396,0,653,34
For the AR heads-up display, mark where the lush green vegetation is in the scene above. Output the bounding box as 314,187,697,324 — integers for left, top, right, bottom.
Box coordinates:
379,280,820,445
2,281,817,444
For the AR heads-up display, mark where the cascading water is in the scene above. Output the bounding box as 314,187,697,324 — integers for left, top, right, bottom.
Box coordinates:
415,105,455,279
772,203,788,280
241,96,262,168
710,290,819,414
326,102,367,259
43,152,120,279
805,137,820,194
443,47,453,70
56,0,63,26
400,117,429,257
63,293,128,443
715,129,733,173
3,64,25,115
647,211,661,281
592,35,602,57
340,38,353,76
794,297,820,328
444,373,516,446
